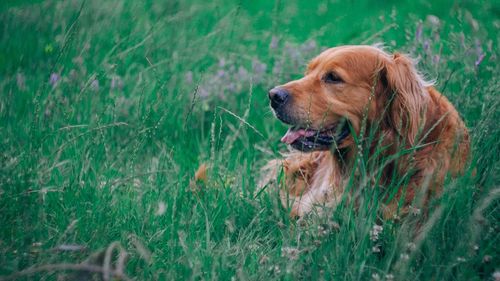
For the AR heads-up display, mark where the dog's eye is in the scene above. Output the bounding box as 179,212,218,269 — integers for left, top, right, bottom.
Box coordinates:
323,72,343,84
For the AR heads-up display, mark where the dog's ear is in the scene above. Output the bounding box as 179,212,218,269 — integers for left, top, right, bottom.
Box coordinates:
379,53,429,146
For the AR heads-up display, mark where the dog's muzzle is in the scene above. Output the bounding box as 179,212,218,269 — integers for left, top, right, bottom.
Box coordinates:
268,87,350,152
269,87,290,110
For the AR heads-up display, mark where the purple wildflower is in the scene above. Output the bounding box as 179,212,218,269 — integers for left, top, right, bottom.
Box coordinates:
227,82,237,92
415,22,423,41
252,59,267,75
237,66,248,79
198,87,209,98
49,73,60,87
475,53,485,67
302,40,317,53
423,40,430,51
288,46,301,62
218,58,226,67
433,55,440,64
216,69,226,79
272,61,282,74
184,71,193,84
90,79,99,91
270,36,279,49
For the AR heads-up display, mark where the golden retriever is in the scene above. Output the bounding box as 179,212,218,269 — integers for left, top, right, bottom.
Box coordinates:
262,45,470,218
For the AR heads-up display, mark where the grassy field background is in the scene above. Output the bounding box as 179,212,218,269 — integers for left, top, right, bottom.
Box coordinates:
1,0,499,280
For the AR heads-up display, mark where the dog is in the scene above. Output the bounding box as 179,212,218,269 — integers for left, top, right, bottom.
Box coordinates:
262,45,470,218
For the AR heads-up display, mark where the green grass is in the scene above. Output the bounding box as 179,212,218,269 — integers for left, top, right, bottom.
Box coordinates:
0,0,499,280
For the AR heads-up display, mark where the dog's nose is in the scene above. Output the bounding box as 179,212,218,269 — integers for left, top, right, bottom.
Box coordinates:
269,87,290,108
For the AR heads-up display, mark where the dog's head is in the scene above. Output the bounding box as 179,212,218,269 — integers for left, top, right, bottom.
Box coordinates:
269,45,430,152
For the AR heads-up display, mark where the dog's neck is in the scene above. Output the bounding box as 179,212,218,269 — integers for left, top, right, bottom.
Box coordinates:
331,87,443,180
330,87,446,175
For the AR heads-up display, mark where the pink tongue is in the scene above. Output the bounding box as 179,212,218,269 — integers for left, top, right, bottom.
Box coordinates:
281,128,315,144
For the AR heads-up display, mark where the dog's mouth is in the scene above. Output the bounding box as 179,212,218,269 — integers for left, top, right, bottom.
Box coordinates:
281,122,350,152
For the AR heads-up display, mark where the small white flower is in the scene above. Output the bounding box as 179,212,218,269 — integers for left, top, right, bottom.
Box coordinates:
111,75,124,90
370,224,383,241
493,271,500,281
406,242,416,251
268,265,281,274
408,205,421,216
318,225,327,235
426,15,440,26
155,201,166,216
133,178,142,188
302,40,317,53
259,255,269,265
281,247,300,260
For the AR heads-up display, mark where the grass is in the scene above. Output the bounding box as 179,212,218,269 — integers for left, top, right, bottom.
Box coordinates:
0,0,499,280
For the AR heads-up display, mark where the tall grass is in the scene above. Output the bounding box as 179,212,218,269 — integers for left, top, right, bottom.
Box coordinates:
0,0,498,280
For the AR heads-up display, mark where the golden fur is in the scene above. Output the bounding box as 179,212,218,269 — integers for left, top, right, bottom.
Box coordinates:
263,45,470,218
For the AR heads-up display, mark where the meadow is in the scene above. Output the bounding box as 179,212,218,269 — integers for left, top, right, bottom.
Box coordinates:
0,0,499,280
